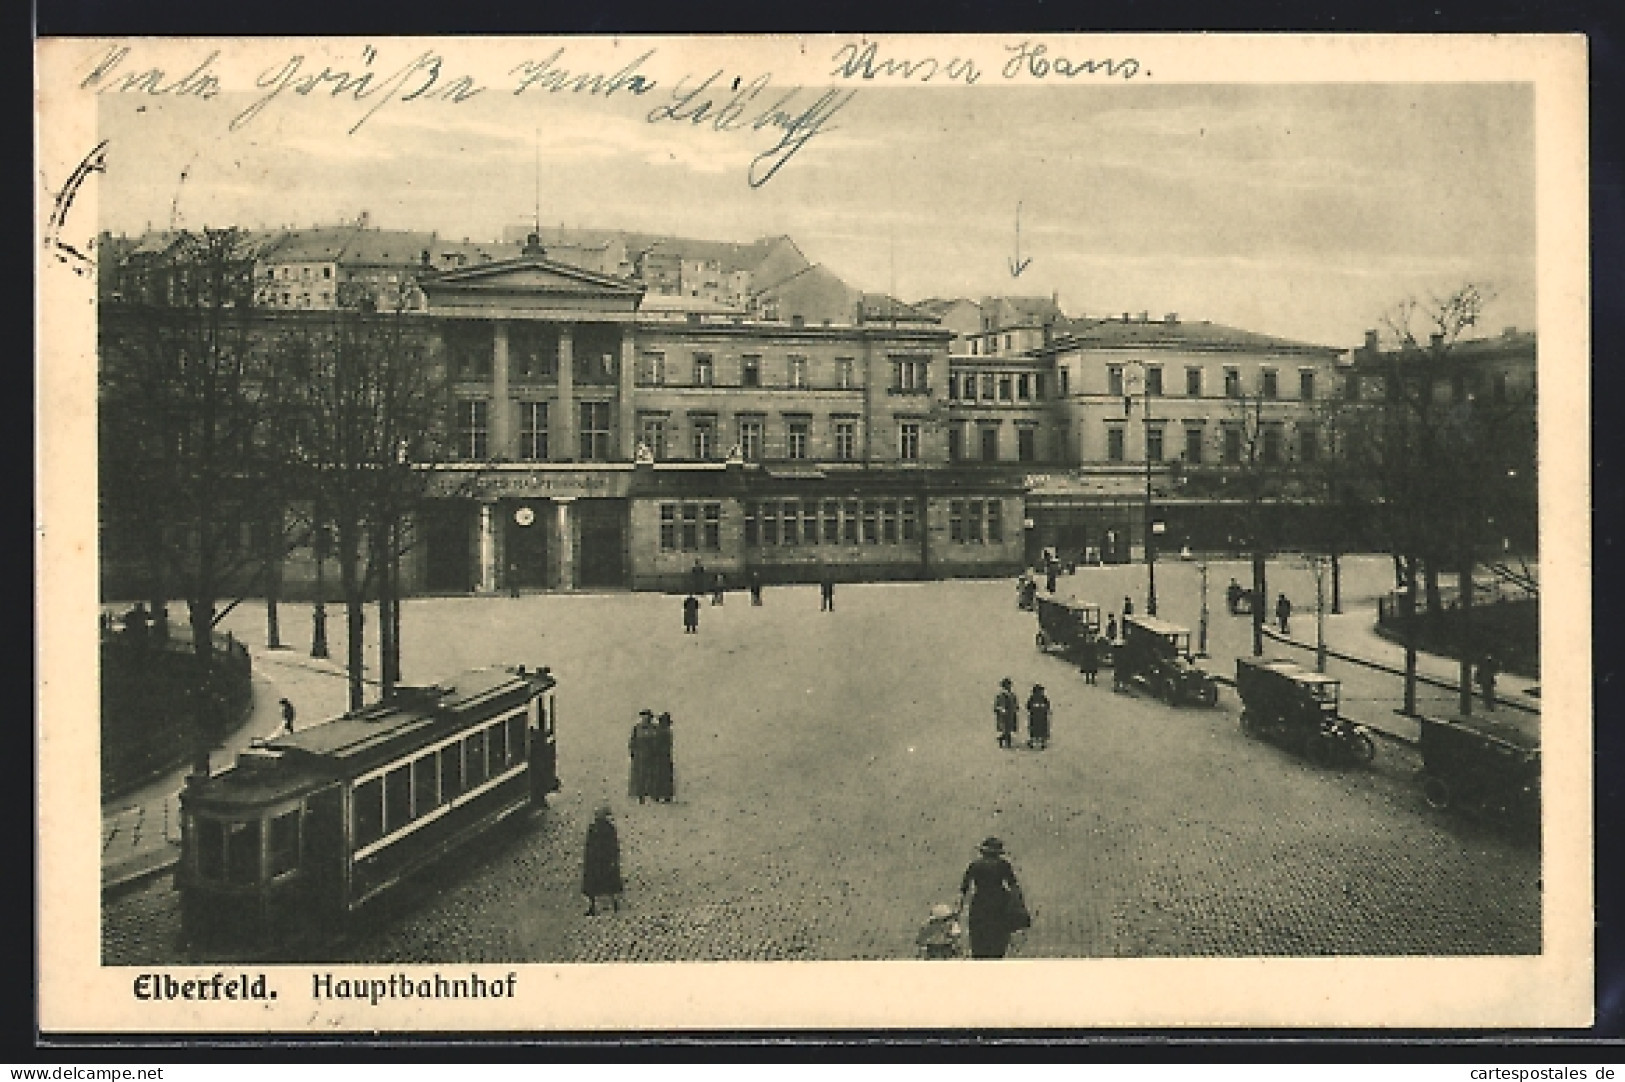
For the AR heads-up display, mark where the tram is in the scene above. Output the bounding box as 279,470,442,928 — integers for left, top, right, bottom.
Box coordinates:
176,666,559,950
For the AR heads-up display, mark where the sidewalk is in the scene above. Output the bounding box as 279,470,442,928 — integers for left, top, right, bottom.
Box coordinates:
100,640,359,893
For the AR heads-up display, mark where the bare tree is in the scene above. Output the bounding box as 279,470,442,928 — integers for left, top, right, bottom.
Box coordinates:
1368,283,1530,715
276,296,450,710
99,228,289,778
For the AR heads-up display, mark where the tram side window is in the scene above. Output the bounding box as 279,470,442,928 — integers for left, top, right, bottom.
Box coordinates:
384,765,412,831
466,730,489,788
489,719,509,773
413,754,440,817
226,819,261,885
507,714,527,764
354,778,384,848
196,817,225,880
267,810,300,878
440,744,465,802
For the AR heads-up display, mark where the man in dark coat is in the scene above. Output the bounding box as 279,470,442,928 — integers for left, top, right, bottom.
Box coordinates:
1045,560,1058,594
279,698,297,734
994,678,1019,749
582,806,623,916
749,569,764,606
683,594,700,634
820,570,835,612
1078,636,1099,685
1123,595,1135,617
690,560,707,597
1478,654,1499,712
1275,592,1292,634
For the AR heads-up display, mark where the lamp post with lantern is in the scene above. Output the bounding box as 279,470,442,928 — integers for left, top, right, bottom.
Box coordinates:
1124,361,1160,616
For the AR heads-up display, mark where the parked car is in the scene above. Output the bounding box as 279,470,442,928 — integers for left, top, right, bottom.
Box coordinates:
1235,657,1375,767
1114,616,1219,707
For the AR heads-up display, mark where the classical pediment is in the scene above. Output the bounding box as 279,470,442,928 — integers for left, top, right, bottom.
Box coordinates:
423,256,645,298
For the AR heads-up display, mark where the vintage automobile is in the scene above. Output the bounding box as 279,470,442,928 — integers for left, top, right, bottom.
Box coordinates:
1034,595,1100,650
1113,615,1219,707
1235,657,1376,767
1418,713,1539,834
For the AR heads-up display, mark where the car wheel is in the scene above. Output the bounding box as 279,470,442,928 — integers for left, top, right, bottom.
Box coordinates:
1349,732,1376,766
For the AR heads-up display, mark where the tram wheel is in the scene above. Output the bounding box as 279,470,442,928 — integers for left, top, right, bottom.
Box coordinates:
1348,732,1377,766
1422,775,1452,809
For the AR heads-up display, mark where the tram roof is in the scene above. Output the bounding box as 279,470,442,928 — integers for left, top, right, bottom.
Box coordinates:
181,668,551,810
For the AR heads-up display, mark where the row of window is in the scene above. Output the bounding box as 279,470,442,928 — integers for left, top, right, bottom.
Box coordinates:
947,424,1042,464
455,400,612,461
1104,364,1319,401
352,713,529,852
947,371,1052,403
948,500,1006,544
744,499,921,547
638,352,932,394
639,415,921,462
1100,422,1319,466
659,503,723,552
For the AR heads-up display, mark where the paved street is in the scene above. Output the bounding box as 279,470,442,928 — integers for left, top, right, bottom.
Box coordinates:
104,560,1540,964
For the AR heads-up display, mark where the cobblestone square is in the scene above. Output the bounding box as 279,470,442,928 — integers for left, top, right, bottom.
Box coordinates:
104,562,1541,965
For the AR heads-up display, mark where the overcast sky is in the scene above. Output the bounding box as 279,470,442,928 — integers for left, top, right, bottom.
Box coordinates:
99,80,1534,349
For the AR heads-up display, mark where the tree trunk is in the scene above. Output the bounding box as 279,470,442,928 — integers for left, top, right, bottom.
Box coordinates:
376,518,396,698
1400,555,1418,716
1251,548,1266,657
337,517,366,712
187,598,215,781
1423,560,1443,617
1458,559,1474,716
264,546,283,649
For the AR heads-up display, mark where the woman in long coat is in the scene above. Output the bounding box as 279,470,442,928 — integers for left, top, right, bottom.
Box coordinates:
651,712,676,802
628,710,660,802
1025,685,1052,749
959,837,1021,959
582,806,623,916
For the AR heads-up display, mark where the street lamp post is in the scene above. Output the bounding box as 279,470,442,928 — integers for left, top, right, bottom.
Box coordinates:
1314,555,1329,673
1126,361,1158,616
1197,560,1209,656
311,517,330,659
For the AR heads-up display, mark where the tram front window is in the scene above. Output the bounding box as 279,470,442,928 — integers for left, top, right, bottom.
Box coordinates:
225,819,261,884
267,810,300,878
196,817,225,880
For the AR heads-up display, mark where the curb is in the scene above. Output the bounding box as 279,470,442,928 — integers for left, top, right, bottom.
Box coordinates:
103,846,180,897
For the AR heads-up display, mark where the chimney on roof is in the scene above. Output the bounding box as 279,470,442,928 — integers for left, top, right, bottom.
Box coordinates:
1364,329,1379,354
1502,325,1518,338
1164,312,1178,324
522,231,546,258
1139,311,1150,323
1429,332,1445,350
357,210,370,228
1122,312,1131,323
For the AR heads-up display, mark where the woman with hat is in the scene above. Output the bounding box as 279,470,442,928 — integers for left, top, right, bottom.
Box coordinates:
1025,684,1052,750
581,805,623,916
628,710,660,803
959,837,1023,959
